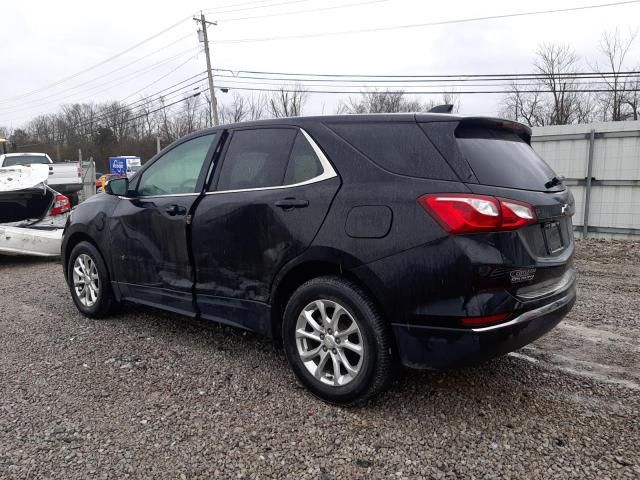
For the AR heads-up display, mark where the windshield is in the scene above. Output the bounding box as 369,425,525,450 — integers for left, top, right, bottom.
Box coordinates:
3,155,50,167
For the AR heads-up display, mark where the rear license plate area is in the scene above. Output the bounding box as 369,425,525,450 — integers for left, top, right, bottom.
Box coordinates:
543,221,564,254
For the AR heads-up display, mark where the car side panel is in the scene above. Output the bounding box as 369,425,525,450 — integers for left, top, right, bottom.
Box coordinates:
191,177,340,334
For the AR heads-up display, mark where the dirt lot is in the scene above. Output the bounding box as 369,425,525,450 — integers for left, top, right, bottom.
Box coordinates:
0,240,638,479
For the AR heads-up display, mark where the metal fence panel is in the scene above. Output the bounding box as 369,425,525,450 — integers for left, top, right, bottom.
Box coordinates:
532,120,640,239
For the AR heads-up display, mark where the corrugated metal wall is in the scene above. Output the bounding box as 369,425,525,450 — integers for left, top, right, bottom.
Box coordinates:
532,120,640,239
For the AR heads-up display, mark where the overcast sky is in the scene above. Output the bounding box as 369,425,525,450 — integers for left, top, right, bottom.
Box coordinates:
2,0,640,128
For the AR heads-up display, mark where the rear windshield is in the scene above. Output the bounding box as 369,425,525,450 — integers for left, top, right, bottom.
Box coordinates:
456,126,559,191
3,155,50,167
327,122,457,180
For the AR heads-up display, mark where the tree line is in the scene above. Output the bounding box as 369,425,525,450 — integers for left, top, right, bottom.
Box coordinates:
500,29,639,125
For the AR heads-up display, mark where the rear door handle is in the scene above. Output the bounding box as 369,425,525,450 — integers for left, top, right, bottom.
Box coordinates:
275,198,309,209
165,204,187,216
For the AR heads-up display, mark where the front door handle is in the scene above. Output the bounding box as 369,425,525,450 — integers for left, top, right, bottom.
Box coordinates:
275,198,309,210
165,204,187,216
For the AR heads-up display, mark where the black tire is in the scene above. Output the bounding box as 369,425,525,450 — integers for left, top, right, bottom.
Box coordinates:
67,241,118,318
282,275,394,406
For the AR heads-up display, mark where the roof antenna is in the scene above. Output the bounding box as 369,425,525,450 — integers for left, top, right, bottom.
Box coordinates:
428,104,454,114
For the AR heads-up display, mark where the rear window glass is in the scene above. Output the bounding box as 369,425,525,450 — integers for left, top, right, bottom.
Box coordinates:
456,126,559,191
3,155,50,166
327,122,457,180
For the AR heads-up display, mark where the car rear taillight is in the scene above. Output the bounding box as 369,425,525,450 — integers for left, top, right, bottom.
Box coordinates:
50,194,71,216
461,312,510,327
418,194,536,234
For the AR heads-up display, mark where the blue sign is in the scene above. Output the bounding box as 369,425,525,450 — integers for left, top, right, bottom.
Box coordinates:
109,156,141,175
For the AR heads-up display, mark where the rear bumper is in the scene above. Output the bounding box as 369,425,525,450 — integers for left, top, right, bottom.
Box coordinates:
0,225,64,257
392,285,576,370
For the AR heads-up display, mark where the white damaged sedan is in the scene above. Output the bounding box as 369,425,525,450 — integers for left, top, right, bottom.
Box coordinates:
0,163,70,257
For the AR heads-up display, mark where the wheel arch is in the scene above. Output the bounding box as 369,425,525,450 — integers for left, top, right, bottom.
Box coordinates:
63,232,109,286
269,253,389,346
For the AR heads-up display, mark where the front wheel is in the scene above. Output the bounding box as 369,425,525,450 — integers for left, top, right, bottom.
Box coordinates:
282,276,394,406
67,241,118,318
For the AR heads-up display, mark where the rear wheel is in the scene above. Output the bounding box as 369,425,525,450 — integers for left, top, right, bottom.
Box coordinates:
282,276,393,406
67,241,117,318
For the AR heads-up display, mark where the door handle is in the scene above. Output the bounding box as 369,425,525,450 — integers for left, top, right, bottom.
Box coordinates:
165,204,187,216
274,198,309,209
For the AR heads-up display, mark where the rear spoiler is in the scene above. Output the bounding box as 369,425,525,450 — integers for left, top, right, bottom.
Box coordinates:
428,104,454,114
455,117,532,144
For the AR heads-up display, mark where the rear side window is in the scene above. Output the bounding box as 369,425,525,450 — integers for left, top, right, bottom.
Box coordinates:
456,126,558,191
216,128,296,191
327,122,457,180
284,133,323,185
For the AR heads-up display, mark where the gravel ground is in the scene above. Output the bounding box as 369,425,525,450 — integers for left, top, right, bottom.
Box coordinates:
0,240,639,479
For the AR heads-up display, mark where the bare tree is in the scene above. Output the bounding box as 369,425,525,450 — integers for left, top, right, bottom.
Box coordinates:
625,71,640,120
246,93,267,121
220,92,248,124
337,90,459,114
592,28,638,121
500,84,547,126
534,43,584,125
268,86,307,118
501,42,596,126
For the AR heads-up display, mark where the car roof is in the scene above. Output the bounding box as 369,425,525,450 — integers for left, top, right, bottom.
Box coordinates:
166,113,532,151
188,112,529,135
199,113,461,132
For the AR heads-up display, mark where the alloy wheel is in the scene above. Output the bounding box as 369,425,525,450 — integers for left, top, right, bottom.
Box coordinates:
295,299,365,386
72,253,100,308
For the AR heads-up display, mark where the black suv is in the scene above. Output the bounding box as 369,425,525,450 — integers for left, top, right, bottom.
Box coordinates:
62,114,576,405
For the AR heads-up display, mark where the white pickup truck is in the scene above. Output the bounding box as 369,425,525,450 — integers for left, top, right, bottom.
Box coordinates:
0,152,82,203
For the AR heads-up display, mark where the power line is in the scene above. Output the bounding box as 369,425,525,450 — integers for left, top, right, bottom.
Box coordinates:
70,91,204,142
203,0,308,16
2,48,199,119
0,34,196,109
119,58,202,103
211,72,640,84
206,0,301,10
211,77,640,90
56,75,209,133
214,84,640,95
0,16,194,104
215,0,391,23
214,0,640,44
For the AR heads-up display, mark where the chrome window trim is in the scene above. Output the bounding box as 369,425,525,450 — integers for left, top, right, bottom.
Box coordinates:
118,192,199,200
205,127,337,196
121,127,336,200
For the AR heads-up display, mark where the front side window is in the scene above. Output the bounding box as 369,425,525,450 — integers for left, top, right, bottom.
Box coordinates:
215,128,297,191
138,134,215,196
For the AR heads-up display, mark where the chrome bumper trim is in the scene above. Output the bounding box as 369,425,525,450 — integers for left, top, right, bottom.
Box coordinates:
471,290,575,333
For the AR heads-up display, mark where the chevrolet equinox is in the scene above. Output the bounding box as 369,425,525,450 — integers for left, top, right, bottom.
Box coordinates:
62,114,576,405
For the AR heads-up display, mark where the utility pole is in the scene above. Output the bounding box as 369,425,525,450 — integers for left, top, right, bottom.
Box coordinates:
194,13,219,126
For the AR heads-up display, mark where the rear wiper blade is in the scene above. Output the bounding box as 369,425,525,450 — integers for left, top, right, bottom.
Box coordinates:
545,175,565,189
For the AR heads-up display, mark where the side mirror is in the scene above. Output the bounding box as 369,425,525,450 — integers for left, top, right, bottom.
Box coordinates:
105,177,129,196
